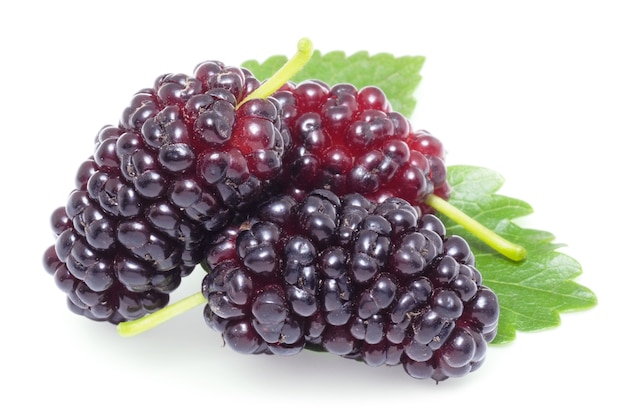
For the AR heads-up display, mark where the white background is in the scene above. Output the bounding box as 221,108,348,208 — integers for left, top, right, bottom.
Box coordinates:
1,0,623,414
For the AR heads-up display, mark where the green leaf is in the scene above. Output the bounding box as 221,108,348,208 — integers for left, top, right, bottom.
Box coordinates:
439,166,598,344
242,50,425,116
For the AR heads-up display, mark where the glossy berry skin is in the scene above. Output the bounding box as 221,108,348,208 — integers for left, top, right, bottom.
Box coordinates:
271,81,450,213
202,189,498,382
44,62,289,323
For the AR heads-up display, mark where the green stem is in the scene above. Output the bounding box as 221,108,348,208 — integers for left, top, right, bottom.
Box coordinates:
426,194,527,262
117,292,207,337
236,37,313,109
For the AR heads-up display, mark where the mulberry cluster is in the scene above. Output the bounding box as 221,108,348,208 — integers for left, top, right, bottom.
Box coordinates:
201,189,498,382
43,42,503,382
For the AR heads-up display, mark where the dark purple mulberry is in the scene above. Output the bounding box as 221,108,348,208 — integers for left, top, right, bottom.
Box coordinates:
44,62,289,324
201,189,498,382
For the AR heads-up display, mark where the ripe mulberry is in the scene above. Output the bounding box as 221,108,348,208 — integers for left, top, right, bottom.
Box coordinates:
271,81,450,213
201,189,498,381
44,62,289,323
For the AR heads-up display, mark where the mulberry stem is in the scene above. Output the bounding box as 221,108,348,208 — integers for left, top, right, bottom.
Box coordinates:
117,292,207,337
236,37,313,108
426,194,527,262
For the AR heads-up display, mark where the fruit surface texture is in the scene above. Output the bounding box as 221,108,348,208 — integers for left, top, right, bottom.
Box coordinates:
44,62,289,323
202,189,498,381
272,81,450,213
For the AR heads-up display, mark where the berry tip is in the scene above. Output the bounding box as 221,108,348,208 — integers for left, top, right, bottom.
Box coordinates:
297,37,314,54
